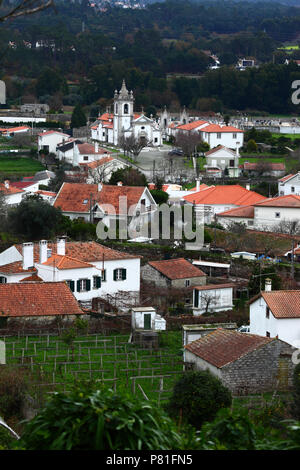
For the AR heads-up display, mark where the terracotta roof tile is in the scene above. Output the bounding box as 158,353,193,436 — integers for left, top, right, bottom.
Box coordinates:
41,254,95,270
194,283,235,291
201,124,243,133
176,120,208,131
261,290,300,318
0,282,83,317
242,162,285,171
54,182,146,215
254,194,300,208
77,143,110,155
20,274,44,282
0,261,36,275
185,328,273,368
183,185,266,206
148,258,206,280
15,241,139,263
279,174,295,183
0,183,25,195
81,156,115,169
218,205,254,218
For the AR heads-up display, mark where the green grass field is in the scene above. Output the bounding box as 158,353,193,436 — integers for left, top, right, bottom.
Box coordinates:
1,331,184,404
0,155,45,176
272,133,300,140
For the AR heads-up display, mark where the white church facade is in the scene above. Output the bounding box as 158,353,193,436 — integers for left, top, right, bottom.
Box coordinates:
91,80,162,147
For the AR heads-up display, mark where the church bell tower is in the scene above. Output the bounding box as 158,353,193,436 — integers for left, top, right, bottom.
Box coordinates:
113,80,134,145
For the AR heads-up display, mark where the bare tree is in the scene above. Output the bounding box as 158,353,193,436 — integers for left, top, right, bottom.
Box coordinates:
119,135,148,162
0,0,54,22
175,131,203,157
0,188,7,218
272,219,300,235
199,291,220,315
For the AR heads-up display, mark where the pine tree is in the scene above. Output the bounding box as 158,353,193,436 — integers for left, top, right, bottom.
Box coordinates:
70,105,87,129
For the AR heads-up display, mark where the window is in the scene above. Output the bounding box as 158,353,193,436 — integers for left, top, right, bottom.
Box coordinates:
275,212,281,218
154,138,158,143
101,269,106,282
217,133,221,139
194,289,199,308
247,220,254,226
66,280,75,292
83,156,89,161
93,276,101,289
113,268,126,281
141,126,145,130
266,331,270,338
103,132,105,137
266,306,270,318
291,186,295,193
77,279,91,292
0,276,7,284
185,279,190,287
124,104,129,114
229,159,235,167
233,133,237,139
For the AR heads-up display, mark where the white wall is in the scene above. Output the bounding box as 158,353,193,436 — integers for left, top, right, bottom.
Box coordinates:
184,350,222,378
278,175,300,196
202,131,244,149
38,133,69,154
250,297,300,346
254,205,300,230
193,287,233,315
0,246,22,267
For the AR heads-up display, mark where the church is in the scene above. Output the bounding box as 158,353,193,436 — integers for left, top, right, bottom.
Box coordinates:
91,80,162,147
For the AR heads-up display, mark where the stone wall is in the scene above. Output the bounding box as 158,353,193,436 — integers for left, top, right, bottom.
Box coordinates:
221,340,295,395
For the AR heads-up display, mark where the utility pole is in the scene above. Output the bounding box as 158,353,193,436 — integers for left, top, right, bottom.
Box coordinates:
291,238,295,280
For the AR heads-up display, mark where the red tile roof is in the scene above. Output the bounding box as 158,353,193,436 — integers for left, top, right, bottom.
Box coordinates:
241,162,285,171
98,113,114,122
54,182,146,215
81,156,114,169
10,181,36,190
251,290,300,319
15,241,139,263
185,328,273,368
254,194,300,208
0,282,83,317
20,274,44,282
77,143,110,155
38,130,69,137
148,258,206,280
36,190,57,197
183,185,266,206
205,145,234,156
279,174,295,183
218,205,255,218
3,126,30,133
194,283,235,291
201,124,243,133
41,254,95,270
176,120,208,131
0,183,24,195
0,261,36,275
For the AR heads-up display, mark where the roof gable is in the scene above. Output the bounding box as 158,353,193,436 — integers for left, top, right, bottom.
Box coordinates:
148,258,206,280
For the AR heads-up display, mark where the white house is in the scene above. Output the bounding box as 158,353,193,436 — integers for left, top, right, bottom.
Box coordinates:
38,130,70,154
278,173,300,196
205,145,240,176
193,283,234,315
0,181,25,205
84,157,130,183
53,182,157,235
91,80,162,147
0,239,141,304
56,139,83,164
73,142,112,167
183,185,266,224
252,194,300,231
217,205,255,229
249,280,300,347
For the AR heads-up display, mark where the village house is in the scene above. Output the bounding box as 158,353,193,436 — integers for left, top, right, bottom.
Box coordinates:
53,182,157,233
278,173,300,196
0,126,30,137
216,205,255,229
0,282,84,327
56,139,83,164
84,157,130,183
0,180,25,205
184,328,294,394
183,185,266,224
205,145,240,177
0,239,141,305
141,258,207,289
193,283,234,315
38,130,70,154
91,80,162,147
249,280,300,347
240,162,285,178
73,142,112,167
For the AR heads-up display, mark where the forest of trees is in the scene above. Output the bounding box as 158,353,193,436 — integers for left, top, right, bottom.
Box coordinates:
0,0,300,115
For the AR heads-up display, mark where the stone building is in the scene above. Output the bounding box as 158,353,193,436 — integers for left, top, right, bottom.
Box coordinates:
184,328,295,395
141,258,206,289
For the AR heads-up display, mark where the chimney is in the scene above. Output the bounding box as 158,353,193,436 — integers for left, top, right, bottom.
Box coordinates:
95,141,99,153
57,237,66,256
39,240,48,264
117,181,123,186
22,242,34,270
196,179,200,192
4,180,9,189
236,142,240,157
98,182,102,192
265,278,272,292
246,183,250,191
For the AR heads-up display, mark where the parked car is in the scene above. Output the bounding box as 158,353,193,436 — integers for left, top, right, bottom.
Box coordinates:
237,325,250,333
168,148,183,156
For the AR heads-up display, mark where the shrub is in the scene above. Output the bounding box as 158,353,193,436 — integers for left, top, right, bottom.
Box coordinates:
0,366,30,420
18,383,187,450
165,370,232,429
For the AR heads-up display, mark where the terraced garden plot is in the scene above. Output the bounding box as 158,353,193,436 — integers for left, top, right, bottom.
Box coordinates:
1,332,184,404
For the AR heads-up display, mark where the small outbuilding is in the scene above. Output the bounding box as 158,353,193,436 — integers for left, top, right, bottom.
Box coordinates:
184,328,295,395
131,307,166,331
